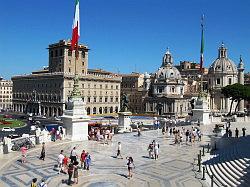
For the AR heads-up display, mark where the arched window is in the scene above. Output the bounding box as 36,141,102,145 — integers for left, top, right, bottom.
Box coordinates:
87,107,90,115
93,107,96,114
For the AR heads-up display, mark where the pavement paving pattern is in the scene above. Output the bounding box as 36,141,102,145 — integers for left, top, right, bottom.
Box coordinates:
0,129,210,187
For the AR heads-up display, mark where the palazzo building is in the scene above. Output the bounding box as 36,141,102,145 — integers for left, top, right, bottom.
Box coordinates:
143,49,191,117
121,72,144,113
12,40,121,116
207,43,244,113
0,77,12,110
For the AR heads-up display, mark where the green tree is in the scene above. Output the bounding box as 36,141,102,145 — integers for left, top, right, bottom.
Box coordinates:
221,83,250,115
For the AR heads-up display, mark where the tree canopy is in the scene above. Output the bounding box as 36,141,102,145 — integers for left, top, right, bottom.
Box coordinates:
221,83,250,114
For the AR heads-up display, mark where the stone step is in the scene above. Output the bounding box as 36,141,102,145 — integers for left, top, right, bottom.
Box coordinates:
223,161,245,178
213,164,238,187
221,162,242,180
216,163,241,186
207,164,228,187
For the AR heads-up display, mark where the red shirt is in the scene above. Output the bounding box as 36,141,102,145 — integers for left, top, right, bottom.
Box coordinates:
63,157,68,165
81,153,87,161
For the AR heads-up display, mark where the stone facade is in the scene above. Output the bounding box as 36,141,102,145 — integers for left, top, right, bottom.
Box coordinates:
0,78,12,110
12,40,121,116
143,49,190,117
207,43,244,113
121,73,144,113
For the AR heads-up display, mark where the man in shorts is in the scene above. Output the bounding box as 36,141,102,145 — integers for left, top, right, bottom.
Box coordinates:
57,150,64,174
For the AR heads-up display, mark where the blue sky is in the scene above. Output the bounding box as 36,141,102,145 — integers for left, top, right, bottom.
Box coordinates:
0,0,250,79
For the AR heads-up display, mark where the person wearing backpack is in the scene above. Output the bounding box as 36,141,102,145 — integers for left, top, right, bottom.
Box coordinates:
31,178,37,187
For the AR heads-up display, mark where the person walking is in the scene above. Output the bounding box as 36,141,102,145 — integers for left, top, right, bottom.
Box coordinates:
235,128,239,138
147,142,154,159
67,162,74,185
73,161,79,184
126,156,135,179
31,178,38,187
85,153,91,170
116,142,123,159
137,127,141,137
40,142,45,161
242,127,246,137
20,145,28,163
57,150,64,174
62,155,69,173
153,140,159,160
38,179,47,187
70,147,77,163
80,150,87,169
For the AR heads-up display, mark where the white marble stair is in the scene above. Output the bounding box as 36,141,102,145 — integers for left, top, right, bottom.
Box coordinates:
204,137,250,187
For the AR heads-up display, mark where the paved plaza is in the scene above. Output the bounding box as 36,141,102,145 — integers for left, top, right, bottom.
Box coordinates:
0,126,214,187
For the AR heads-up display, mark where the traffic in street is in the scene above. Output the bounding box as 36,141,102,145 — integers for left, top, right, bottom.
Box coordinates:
0,112,62,141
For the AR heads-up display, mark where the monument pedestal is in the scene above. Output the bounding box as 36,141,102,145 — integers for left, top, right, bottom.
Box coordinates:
62,97,90,141
118,111,132,132
192,97,211,125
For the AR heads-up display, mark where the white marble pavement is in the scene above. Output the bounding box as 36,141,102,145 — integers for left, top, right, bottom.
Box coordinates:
0,127,216,187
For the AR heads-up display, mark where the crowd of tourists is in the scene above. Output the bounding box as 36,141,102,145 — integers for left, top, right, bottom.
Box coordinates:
56,147,92,185
88,127,113,143
162,126,202,145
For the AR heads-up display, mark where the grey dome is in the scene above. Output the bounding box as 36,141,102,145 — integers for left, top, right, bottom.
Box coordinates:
156,63,181,80
209,58,237,74
208,43,237,74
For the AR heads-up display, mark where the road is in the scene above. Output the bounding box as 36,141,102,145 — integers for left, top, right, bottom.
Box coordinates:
0,112,62,140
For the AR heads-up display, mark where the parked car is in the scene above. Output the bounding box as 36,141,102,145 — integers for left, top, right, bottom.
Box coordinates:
30,125,36,131
7,134,21,139
35,115,46,119
2,127,15,132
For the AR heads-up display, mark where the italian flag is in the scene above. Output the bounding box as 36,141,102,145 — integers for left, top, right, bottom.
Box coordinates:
71,0,80,51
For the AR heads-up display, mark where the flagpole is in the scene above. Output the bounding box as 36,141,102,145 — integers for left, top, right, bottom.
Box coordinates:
199,14,204,98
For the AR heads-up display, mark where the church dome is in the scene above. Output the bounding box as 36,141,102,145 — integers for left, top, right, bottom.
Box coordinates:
156,63,182,80
208,43,237,74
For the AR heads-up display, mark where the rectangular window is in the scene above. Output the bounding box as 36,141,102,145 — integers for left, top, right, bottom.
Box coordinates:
105,97,108,102
88,97,91,102
228,78,232,85
99,97,102,102
68,50,72,56
94,97,96,102
82,51,85,58
216,78,220,84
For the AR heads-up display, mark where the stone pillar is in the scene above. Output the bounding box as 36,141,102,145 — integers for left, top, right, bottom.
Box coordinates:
238,56,245,112
118,111,132,132
62,97,89,141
